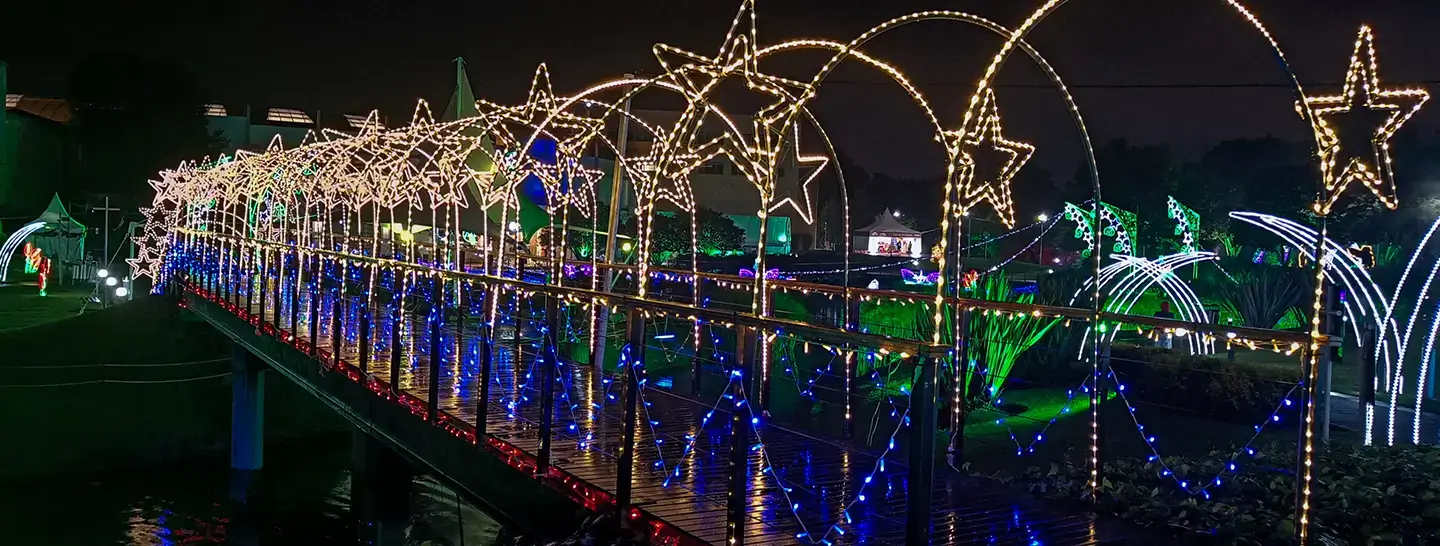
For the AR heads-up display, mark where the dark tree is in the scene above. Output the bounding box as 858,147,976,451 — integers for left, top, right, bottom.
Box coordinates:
1074,139,1180,255
69,54,221,205
628,207,745,263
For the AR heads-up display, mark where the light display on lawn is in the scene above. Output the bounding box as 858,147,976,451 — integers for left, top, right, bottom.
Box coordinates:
1167,196,1201,253
1063,201,1136,256
1072,252,1216,356
24,243,48,296
129,2,1433,543
22,242,41,274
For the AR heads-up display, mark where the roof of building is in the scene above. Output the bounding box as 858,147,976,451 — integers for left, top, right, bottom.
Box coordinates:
856,209,920,235
4,94,72,124
203,103,385,132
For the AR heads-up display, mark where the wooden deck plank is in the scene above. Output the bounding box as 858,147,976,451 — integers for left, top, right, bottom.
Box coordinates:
229,285,1151,545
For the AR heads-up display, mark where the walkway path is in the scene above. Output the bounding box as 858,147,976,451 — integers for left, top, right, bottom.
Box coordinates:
232,277,1153,544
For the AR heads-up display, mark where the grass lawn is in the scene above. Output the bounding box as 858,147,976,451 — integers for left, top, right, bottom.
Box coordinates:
0,283,98,332
1231,337,1440,413
0,294,346,484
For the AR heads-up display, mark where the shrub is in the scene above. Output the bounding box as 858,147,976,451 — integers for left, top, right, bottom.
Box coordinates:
1216,267,1310,329
1003,443,1440,545
1108,344,1298,423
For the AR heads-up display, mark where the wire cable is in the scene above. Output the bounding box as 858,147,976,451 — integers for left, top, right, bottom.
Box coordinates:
0,372,231,388
5,357,228,369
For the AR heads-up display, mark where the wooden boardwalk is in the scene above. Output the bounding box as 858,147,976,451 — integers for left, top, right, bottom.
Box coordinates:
232,279,1149,545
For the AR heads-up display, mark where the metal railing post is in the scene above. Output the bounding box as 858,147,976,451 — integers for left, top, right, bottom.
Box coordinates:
257,246,268,323
616,308,643,514
288,250,300,334
331,263,344,366
307,256,320,355
537,293,560,477
390,271,405,390
427,277,444,423
358,267,373,373
904,354,937,545
726,325,753,546
476,286,493,441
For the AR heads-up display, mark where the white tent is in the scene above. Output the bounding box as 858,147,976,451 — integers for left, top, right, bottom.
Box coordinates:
30,194,86,265
853,209,922,258
1,194,86,283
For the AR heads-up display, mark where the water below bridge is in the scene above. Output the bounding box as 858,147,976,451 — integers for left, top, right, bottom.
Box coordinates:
0,442,505,545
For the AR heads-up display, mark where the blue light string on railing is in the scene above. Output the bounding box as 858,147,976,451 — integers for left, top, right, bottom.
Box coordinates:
747,384,913,544
729,346,913,544
1108,369,1299,499
657,376,736,487
991,376,1089,456
536,317,587,444
777,342,840,400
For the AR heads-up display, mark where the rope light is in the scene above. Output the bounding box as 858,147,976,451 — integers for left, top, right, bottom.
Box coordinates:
129,4,1432,544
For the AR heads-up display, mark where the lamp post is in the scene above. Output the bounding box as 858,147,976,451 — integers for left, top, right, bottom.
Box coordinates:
961,209,971,262
91,195,121,273
97,268,111,308
1036,213,1049,266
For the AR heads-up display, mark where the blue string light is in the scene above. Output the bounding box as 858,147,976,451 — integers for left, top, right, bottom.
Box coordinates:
1108,369,1298,499
991,377,1089,456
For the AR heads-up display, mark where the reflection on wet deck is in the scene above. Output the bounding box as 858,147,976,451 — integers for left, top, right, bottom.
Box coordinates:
221,275,1141,545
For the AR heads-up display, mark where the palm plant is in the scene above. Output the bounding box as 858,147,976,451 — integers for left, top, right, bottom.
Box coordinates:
1217,267,1309,329
965,275,1060,401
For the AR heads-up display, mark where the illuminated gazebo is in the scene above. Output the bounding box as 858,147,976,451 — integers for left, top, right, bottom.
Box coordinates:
853,209,921,258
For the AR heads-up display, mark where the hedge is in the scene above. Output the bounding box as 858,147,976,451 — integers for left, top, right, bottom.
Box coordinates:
1108,344,1299,424
1004,443,1440,545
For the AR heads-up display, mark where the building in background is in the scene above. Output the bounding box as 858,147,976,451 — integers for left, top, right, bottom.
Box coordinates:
1,86,76,218
203,105,387,154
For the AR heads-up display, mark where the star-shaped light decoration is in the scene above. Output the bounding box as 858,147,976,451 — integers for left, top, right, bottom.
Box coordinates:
479,66,606,215
767,121,829,226
650,0,811,200
128,203,172,281
946,88,1034,229
1301,25,1429,215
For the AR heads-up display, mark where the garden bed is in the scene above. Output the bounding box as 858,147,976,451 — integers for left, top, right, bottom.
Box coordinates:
1003,443,1440,545
1108,344,1300,424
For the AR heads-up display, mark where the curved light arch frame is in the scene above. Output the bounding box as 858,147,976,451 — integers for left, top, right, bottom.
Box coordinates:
130,3,1376,540
0,222,48,284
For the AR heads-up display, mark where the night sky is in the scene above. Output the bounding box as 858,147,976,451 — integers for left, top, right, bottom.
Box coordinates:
4,0,1440,179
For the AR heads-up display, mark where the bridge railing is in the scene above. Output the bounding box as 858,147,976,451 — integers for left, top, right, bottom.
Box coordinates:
163,228,1317,545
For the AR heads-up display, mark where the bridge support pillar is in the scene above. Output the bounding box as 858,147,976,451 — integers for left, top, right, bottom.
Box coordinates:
351,429,413,545
229,343,266,505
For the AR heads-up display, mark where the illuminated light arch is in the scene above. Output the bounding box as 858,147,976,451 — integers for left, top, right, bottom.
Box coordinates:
1229,211,1404,447
1071,252,1217,356
0,222,48,283
1228,213,1398,375
128,4,1429,539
